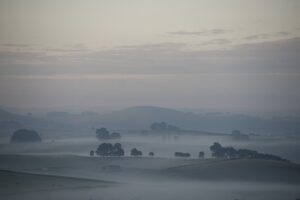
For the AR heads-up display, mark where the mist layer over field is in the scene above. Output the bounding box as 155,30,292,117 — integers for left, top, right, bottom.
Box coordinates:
1,132,300,200
1,133,300,163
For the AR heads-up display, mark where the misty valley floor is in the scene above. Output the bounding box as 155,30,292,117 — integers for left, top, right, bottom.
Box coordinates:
1,135,300,200
0,154,300,200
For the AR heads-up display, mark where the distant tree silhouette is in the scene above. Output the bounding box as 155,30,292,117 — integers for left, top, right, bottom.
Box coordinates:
150,122,180,132
149,152,154,157
223,147,238,158
96,128,121,140
198,151,205,159
10,129,42,143
96,143,124,157
210,142,226,158
209,142,288,162
131,148,142,156
236,148,258,159
96,128,122,140
90,150,95,156
96,128,110,140
174,152,190,158
112,143,124,156
96,143,113,156
210,142,221,151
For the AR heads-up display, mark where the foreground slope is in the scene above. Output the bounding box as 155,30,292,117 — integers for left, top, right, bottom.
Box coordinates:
0,154,300,183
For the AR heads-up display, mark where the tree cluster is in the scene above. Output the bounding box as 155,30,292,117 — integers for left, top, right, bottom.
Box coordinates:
198,151,205,158
96,143,124,157
130,148,143,156
174,152,190,158
148,152,154,157
150,122,180,132
10,129,42,143
210,142,288,162
91,144,153,157
96,128,121,140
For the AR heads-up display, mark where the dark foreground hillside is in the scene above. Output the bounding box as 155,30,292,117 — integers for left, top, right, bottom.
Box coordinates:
0,154,300,200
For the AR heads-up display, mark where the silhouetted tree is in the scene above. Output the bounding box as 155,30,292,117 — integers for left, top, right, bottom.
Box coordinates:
149,152,154,157
174,152,190,157
96,143,113,156
198,151,205,158
131,148,142,156
112,143,124,156
210,142,226,158
150,122,180,132
210,142,221,152
96,128,122,140
10,129,42,143
90,150,94,156
237,148,258,159
96,128,110,140
209,142,288,162
96,143,124,157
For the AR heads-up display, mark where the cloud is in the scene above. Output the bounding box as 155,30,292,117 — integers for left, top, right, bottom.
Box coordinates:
2,43,38,48
1,38,299,111
168,29,229,36
119,42,186,51
199,39,231,46
0,38,299,77
42,48,87,53
242,32,290,41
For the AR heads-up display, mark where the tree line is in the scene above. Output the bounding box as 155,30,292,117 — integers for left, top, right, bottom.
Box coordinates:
210,142,289,162
90,142,205,158
91,142,288,162
96,128,121,140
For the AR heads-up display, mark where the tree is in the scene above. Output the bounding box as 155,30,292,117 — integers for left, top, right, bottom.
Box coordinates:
150,122,180,132
96,143,113,156
210,142,221,152
198,151,205,159
209,142,289,162
223,147,238,158
131,148,142,156
210,142,226,158
113,143,124,156
96,128,122,140
96,143,125,157
210,143,237,158
90,150,95,156
96,128,110,140
237,149,258,159
10,129,42,143
174,152,190,158
149,152,154,157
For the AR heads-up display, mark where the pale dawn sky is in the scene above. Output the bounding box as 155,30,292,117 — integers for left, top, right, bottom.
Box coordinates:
0,0,299,113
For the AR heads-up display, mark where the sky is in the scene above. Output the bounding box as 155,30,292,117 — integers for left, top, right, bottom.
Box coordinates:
0,0,299,113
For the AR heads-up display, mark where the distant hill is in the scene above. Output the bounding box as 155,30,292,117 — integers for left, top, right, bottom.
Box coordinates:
99,106,186,130
0,106,300,134
99,106,300,133
164,159,300,183
0,109,25,132
0,109,25,121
